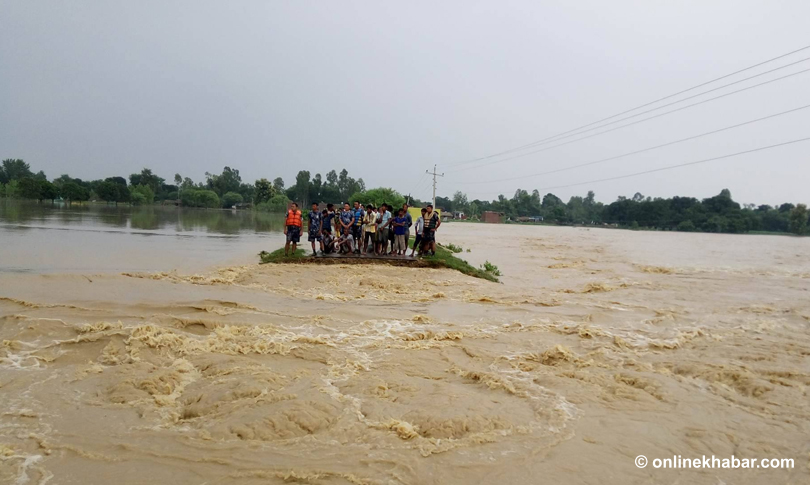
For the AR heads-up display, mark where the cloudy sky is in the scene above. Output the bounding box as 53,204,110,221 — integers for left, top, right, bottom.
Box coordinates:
1,1,808,206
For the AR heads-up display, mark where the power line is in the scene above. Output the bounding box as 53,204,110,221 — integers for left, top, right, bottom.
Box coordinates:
530,136,810,192
458,103,810,185
449,66,810,173
406,172,428,202
447,44,810,167
489,56,810,157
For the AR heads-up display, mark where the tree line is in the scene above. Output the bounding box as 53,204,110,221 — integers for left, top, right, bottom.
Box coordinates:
441,188,809,235
2,158,807,235
0,159,420,213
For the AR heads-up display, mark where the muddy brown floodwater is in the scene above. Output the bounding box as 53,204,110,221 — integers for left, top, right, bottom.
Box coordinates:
1,222,809,484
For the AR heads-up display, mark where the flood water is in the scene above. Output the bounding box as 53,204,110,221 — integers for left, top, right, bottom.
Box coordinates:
1,202,809,484
0,201,285,273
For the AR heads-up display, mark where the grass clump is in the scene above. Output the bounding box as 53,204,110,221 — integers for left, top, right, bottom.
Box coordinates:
259,248,306,263
480,260,502,277
422,246,499,282
442,243,464,253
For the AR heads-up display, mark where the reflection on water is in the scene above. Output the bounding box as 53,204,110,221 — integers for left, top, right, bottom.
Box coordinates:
0,200,286,274
0,200,286,234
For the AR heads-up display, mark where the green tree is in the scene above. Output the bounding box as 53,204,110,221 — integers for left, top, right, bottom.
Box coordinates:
289,170,311,206
676,220,696,232
129,168,163,194
39,180,57,202
272,177,285,192
206,167,242,196
3,180,20,198
17,178,43,200
60,181,89,203
255,194,291,212
222,191,243,208
196,190,220,208
350,187,406,208
254,178,275,204
129,185,155,205
452,191,469,213
1,159,33,181
96,181,121,204
789,204,808,235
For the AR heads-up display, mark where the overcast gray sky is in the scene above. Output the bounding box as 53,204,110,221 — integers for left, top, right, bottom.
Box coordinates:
1,1,808,206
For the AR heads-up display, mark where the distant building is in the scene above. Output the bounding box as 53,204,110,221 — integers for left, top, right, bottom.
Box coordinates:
483,211,502,223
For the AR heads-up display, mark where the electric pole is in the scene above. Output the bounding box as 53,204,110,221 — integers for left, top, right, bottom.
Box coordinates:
426,164,444,209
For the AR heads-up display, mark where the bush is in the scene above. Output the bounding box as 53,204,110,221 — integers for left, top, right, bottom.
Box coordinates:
256,194,290,212
130,191,147,205
196,190,220,208
222,191,243,208
676,220,696,232
349,187,406,209
480,260,502,277
179,188,220,208
443,243,463,253
129,184,154,205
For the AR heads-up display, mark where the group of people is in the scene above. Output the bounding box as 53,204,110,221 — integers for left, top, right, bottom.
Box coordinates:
283,201,441,258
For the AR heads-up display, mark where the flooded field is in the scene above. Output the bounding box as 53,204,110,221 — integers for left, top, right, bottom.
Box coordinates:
1,214,809,484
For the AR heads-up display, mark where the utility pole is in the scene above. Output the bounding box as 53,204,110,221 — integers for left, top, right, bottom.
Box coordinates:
426,164,444,209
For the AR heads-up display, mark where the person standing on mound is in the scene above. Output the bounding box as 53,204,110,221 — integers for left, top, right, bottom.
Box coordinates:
422,204,441,255
283,202,303,256
351,200,365,255
339,202,354,239
307,202,323,256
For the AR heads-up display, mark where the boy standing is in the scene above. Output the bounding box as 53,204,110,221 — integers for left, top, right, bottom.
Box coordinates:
376,203,392,255
410,207,427,257
392,209,408,256
402,203,413,245
351,201,365,254
307,202,323,256
283,202,303,256
363,204,377,253
339,202,354,239
322,203,335,236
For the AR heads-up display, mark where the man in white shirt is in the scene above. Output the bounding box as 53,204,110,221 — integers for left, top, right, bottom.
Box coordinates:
410,207,427,257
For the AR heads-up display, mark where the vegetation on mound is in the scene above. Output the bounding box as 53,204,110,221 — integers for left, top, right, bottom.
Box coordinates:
422,246,499,282
258,246,499,283
259,248,307,263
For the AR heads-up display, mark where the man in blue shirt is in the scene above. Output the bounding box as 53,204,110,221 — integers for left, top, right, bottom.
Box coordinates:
351,201,365,254
402,203,413,246
339,202,354,238
392,208,409,255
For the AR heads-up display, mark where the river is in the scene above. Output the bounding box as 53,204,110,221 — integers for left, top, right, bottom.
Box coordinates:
1,201,809,484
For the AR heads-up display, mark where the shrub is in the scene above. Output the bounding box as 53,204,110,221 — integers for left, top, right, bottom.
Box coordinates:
222,191,243,208
676,220,696,232
179,188,220,208
196,190,220,208
256,194,290,212
443,243,463,253
480,260,502,277
129,184,154,205
130,191,147,205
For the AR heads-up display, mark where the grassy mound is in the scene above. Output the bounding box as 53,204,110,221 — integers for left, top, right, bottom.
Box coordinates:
258,246,498,282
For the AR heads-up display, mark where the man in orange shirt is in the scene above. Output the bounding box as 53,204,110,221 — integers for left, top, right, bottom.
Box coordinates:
284,202,303,256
